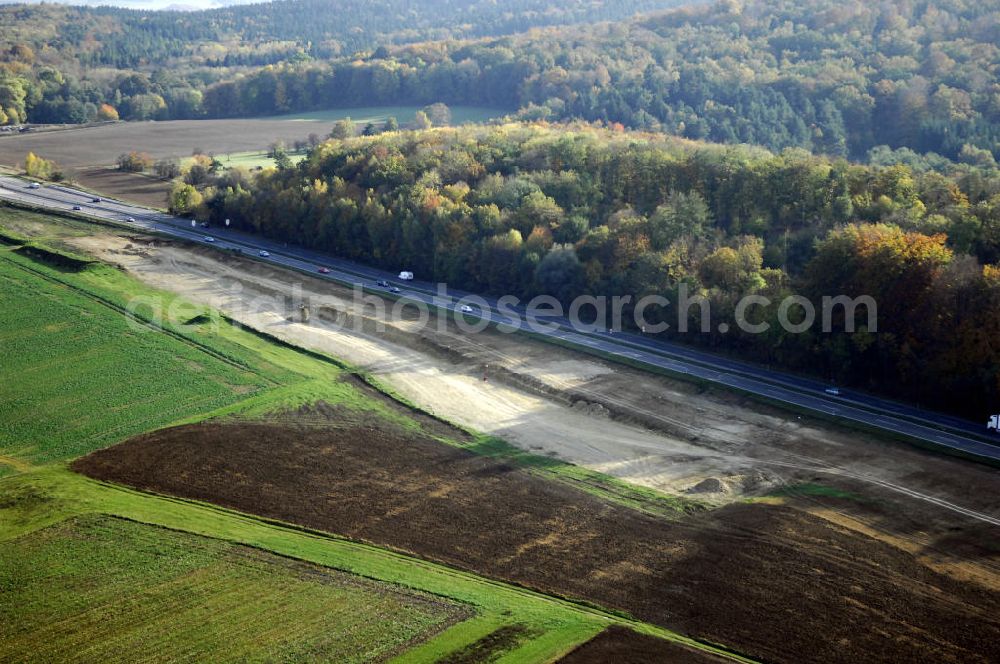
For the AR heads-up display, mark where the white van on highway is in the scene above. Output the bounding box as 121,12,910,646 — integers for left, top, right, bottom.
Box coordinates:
399,271,414,281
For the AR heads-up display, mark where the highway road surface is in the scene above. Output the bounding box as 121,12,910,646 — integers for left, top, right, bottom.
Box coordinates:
2,174,999,464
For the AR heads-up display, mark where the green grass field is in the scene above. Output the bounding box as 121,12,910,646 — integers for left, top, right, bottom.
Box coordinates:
217,149,309,170
0,206,737,663
0,515,464,663
0,253,270,464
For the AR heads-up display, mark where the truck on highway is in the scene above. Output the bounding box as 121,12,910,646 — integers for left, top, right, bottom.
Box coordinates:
399,271,414,281
989,415,1000,433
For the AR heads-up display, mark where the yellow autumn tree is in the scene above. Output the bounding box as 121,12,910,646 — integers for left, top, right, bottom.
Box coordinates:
169,181,203,215
24,152,55,180
97,104,120,121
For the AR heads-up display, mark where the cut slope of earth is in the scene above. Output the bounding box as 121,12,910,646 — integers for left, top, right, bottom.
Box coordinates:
74,416,1000,664
0,514,467,663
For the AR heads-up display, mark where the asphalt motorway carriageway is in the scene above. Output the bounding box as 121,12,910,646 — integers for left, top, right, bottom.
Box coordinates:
2,175,999,464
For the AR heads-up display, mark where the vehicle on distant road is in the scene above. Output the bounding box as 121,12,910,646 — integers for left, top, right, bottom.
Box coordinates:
460,304,475,314
72,205,82,211
92,197,101,203
125,216,136,223
204,236,215,242
258,250,270,257
398,271,414,281
28,182,40,189
824,388,841,396
200,222,210,228
989,415,1000,433
389,285,401,293
318,267,331,274
376,280,390,288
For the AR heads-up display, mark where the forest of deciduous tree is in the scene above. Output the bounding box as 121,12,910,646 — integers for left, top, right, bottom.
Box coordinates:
179,123,1000,418
197,0,1000,161
2,0,1000,167
0,0,686,123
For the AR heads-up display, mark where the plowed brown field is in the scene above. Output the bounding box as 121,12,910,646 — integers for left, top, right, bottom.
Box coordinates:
559,626,727,663
74,414,1000,664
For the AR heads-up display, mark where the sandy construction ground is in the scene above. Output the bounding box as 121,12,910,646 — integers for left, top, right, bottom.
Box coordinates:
69,233,755,494
31,225,997,589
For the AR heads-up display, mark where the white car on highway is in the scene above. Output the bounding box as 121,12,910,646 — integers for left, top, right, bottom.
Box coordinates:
258,250,270,257
204,236,215,243
28,182,40,189
460,304,475,314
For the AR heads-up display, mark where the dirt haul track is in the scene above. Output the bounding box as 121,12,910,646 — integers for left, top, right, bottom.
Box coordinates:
74,414,1000,664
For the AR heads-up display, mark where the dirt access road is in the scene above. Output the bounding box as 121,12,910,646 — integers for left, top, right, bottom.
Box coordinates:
35,223,997,587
